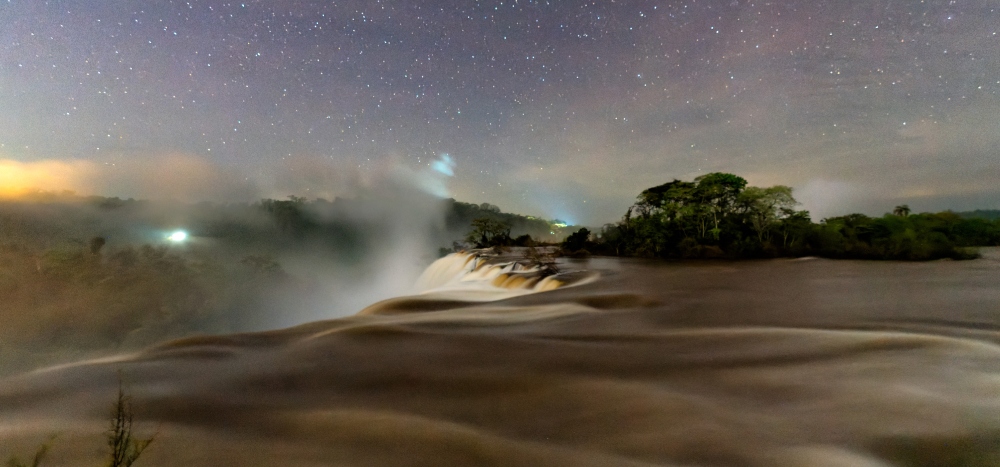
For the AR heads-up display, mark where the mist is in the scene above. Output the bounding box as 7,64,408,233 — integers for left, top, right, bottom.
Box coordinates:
0,154,469,375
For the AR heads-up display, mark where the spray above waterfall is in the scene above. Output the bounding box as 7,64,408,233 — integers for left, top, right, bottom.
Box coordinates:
406,153,457,198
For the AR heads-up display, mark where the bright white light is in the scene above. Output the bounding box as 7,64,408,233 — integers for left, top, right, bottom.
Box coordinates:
167,230,188,242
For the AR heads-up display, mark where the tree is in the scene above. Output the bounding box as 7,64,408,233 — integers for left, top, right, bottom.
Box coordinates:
777,209,812,248
598,223,626,255
621,173,749,256
893,204,911,217
636,180,695,217
478,203,501,213
465,217,512,248
106,378,154,467
562,227,591,251
739,185,798,243
693,173,748,239
512,234,534,247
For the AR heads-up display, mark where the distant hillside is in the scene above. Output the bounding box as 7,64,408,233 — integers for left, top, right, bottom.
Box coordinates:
441,199,574,244
957,209,1000,221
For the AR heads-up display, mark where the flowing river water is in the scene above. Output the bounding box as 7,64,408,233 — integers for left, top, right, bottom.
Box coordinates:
2,249,1000,466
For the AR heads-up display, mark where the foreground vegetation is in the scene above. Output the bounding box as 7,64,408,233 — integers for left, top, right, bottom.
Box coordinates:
6,379,153,467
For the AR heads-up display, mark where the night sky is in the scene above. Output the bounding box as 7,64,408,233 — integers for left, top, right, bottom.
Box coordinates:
2,0,999,225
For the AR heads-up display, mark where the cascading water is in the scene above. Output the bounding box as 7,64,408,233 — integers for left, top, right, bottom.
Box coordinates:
412,251,587,299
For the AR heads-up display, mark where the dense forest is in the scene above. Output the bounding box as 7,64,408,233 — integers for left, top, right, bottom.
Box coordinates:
561,173,999,260
957,209,1000,221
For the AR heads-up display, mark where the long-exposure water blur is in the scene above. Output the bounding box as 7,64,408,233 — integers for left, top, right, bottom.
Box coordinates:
2,248,999,465
3,0,1000,465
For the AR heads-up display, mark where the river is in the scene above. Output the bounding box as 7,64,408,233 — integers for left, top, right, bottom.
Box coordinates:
2,250,999,466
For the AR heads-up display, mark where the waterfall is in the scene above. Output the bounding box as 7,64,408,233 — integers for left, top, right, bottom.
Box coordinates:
413,251,577,298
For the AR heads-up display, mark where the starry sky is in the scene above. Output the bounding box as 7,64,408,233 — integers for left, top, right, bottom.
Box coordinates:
1,0,999,225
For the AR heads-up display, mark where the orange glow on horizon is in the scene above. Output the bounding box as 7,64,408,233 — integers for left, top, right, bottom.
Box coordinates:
0,159,97,199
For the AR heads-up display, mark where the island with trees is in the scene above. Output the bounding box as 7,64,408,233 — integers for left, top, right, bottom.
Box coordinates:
543,173,997,261
459,172,998,261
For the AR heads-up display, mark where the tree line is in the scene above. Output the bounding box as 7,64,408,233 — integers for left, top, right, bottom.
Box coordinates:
559,173,997,260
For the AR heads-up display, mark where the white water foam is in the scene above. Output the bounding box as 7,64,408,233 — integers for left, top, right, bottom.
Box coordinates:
413,252,590,301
